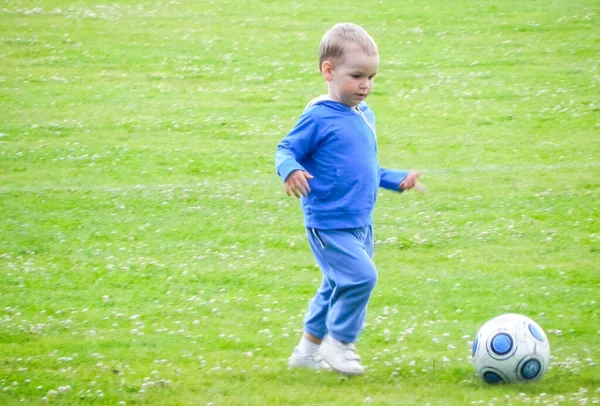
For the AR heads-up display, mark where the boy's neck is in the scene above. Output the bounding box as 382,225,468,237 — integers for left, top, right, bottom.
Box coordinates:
323,94,361,109
307,94,361,112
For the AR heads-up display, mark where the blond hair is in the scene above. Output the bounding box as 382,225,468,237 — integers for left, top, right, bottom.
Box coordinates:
318,23,379,72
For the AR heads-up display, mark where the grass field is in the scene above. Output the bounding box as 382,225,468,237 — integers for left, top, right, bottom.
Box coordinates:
1,0,599,404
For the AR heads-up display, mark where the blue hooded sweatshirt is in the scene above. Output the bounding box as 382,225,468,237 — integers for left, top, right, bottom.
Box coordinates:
275,97,408,229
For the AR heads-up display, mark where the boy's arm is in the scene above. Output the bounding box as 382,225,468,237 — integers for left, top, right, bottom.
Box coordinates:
380,168,408,192
380,168,422,192
275,113,318,182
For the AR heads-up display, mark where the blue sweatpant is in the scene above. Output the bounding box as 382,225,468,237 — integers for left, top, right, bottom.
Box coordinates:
303,226,377,343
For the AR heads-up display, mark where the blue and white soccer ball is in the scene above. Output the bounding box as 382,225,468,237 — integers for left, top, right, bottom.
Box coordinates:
471,313,550,384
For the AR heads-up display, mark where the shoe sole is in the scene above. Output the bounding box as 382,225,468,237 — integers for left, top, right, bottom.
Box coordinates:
289,355,330,370
320,356,364,376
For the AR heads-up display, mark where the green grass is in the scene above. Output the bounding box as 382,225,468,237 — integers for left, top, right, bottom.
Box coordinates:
1,0,599,404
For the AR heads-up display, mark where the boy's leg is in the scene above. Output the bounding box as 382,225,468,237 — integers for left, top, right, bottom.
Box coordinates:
288,231,336,370
302,275,333,340
309,227,377,343
306,226,376,375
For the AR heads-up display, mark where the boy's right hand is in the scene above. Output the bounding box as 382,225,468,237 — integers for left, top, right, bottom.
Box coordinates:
284,170,314,198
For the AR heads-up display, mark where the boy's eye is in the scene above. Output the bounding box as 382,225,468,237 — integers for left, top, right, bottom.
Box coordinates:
351,74,376,79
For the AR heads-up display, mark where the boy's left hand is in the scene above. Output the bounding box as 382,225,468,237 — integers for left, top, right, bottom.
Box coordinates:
399,171,424,191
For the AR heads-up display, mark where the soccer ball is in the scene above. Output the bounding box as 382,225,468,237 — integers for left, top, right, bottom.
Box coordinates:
471,313,550,384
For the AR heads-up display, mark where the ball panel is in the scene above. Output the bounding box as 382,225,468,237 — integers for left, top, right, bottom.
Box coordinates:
472,336,479,357
490,333,513,355
483,371,504,384
520,358,542,380
528,323,546,342
480,367,510,384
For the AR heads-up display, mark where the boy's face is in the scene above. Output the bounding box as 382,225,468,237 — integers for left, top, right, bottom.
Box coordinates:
322,45,379,108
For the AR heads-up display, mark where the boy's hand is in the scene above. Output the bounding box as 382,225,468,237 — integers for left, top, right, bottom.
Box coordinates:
284,170,314,198
399,171,425,192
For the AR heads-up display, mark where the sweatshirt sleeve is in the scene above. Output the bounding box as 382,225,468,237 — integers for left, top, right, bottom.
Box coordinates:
275,112,318,182
380,168,409,192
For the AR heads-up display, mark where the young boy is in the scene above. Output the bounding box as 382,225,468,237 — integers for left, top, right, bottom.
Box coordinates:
275,23,421,375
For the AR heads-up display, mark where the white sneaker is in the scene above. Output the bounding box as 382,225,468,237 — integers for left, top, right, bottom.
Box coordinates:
288,348,329,370
320,335,365,375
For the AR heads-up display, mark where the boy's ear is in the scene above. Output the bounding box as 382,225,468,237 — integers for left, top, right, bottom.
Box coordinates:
321,61,334,81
